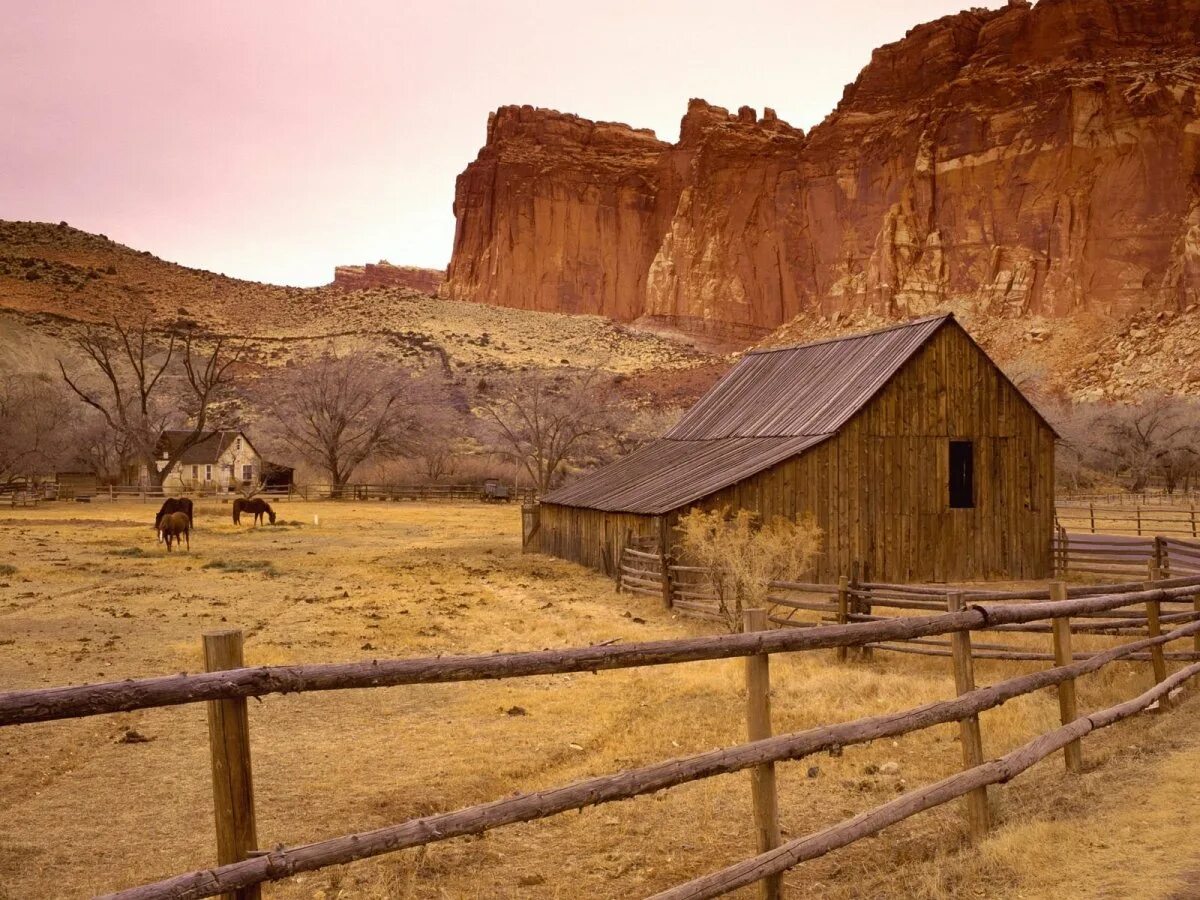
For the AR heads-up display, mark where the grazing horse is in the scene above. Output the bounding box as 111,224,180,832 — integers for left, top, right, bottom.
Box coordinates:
155,497,194,534
159,511,191,552
233,497,275,526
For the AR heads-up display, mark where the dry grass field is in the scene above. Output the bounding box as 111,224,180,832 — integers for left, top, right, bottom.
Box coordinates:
2,500,1200,899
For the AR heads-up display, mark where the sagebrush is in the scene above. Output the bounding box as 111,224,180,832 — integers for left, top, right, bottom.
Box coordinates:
675,507,823,633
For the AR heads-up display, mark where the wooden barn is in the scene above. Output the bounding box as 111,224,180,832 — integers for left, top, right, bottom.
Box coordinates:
531,314,1057,583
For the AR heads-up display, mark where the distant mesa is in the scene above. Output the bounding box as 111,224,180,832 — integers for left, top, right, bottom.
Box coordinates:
332,261,446,295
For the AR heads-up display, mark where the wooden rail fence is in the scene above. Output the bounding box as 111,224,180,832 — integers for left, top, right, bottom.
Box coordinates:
1052,532,1200,578
1056,502,1200,537
4,578,1200,898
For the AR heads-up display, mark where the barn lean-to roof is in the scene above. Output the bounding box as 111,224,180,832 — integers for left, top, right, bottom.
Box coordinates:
541,314,1053,516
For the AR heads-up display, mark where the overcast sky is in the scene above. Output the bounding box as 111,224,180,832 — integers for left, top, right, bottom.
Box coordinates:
0,1,1006,286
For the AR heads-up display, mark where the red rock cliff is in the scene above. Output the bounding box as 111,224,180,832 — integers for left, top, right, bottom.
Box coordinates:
332,262,445,294
443,0,1200,335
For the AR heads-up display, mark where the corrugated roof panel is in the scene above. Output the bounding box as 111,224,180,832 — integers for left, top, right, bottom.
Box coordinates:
666,315,949,440
541,434,828,515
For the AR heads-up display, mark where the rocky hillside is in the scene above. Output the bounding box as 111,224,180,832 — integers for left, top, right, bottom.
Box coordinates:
0,221,711,384
443,0,1200,337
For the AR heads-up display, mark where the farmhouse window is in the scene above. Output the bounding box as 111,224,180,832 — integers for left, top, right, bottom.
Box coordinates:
205,464,212,482
242,464,253,481
191,465,198,480
949,440,974,509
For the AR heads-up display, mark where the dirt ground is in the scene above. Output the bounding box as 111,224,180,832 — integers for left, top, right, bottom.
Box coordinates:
2,500,1200,900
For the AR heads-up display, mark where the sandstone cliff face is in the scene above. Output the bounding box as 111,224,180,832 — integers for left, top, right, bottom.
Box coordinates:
444,0,1200,336
332,262,445,294
445,105,666,320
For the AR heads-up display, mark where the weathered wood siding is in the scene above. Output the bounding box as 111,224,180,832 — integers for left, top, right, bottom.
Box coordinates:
535,323,1055,583
533,504,659,574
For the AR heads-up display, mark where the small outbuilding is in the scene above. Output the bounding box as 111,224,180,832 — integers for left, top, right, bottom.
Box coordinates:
532,314,1057,583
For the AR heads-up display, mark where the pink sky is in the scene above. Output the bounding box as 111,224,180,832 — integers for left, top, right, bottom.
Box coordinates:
1,1,1005,286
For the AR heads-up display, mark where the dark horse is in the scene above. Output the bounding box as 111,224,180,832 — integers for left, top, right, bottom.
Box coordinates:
233,497,275,526
154,497,194,536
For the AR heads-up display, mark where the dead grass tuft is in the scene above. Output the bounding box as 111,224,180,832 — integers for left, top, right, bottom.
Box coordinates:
201,558,279,576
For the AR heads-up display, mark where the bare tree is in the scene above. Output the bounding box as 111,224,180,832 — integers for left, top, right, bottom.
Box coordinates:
1092,395,1199,493
414,409,467,483
610,404,684,456
0,375,74,483
474,370,619,493
58,319,243,486
255,352,437,488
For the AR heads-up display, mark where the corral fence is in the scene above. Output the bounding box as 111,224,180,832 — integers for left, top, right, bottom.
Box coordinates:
7,575,1200,898
613,529,1200,618
1059,489,1200,506
5,482,535,505
1056,501,1200,537
1051,529,1200,579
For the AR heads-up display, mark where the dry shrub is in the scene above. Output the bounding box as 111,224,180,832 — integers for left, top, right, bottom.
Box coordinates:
676,507,822,632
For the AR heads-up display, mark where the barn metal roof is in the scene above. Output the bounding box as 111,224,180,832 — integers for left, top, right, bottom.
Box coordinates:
665,314,949,439
539,435,828,514
541,314,1040,515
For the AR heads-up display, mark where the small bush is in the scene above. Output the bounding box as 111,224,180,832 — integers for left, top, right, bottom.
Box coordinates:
202,559,279,577
0,564,16,576
110,548,148,558
676,507,823,634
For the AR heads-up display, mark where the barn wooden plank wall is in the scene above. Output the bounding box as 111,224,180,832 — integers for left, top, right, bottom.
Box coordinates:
534,324,1055,583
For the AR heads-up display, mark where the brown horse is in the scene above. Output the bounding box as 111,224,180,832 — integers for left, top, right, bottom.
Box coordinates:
233,497,275,526
155,497,194,532
160,511,191,552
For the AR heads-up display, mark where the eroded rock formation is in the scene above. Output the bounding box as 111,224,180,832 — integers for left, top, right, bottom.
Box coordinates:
333,262,445,294
443,0,1200,336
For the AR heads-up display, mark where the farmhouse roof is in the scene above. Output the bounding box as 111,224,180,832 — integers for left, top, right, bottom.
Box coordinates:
541,314,1051,515
159,430,251,464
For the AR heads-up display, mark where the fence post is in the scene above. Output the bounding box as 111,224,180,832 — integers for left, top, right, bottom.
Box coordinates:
852,562,872,662
659,516,674,609
836,575,850,663
742,608,782,900
1090,503,1096,534
947,592,989,842
1192,503,1197,539
1194,590,1200,658
1136,506,1142,536
203,630,261,900
1144,564,1170,714
1154,536,1167,578
1048,582,1083,773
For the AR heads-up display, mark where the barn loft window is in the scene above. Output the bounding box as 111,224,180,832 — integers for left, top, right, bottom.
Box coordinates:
949,440,974,509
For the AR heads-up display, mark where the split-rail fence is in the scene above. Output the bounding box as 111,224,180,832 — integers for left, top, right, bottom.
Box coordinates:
4,575,1200,898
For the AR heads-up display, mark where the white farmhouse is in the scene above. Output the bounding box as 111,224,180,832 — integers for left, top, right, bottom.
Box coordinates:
156,430,264,493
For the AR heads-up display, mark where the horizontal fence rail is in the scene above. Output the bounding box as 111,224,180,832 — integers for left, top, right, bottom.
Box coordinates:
6,576,1200,899
95,615,1200,900
1056,503,1200,538
6,582,1200,728
652,660,1200,900
5,482,537,505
